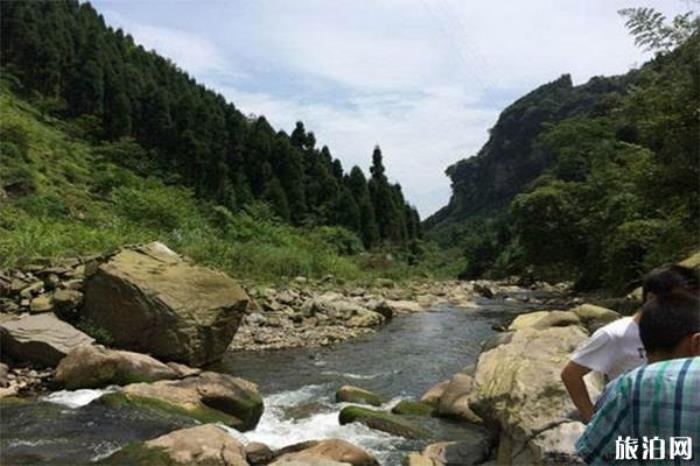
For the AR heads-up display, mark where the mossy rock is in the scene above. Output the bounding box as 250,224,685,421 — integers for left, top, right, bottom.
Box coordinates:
339,405,428,439
335,385,384,407
98,392,240,426
391,399,435,417
0,396,31,407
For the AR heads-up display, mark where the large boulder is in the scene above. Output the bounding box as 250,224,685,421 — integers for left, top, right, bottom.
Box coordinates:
468,326,590,464
100,424,248,465
99,371,263,431
82,242,249,366
339,405,427,439
436,373,482,424
55,345,179,389
0,313,94,366
270,439,378,466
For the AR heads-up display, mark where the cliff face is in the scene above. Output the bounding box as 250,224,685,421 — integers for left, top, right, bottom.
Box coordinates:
425,73,636,233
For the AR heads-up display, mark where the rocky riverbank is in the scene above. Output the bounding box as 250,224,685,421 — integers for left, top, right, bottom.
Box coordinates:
1,240,589,465
0,241,576,361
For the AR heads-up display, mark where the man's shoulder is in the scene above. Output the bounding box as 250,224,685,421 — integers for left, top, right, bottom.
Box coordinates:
621,357,700,385
595,316,634,337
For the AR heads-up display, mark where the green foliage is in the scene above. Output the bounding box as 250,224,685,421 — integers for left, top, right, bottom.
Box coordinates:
433,32,700,290
618,7,699,53
112,183,198,231
0,1,419,250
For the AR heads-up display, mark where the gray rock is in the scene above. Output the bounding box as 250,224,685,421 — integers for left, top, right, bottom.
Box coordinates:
82,242,249,366
0,313,94,366
55,344,179,389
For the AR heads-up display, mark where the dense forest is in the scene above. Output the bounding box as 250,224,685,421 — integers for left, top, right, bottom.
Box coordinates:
426,17,699,291
0,0,420,251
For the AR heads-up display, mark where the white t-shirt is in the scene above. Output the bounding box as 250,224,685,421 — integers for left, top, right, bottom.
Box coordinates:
571,316,647,381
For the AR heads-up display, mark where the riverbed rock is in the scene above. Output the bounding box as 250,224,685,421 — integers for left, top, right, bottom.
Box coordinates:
55,344,179,389
480,332,514,352
382,299,424,314
346,308,384,328
0,313,94,366
406,438,492,466
527,421,586,465
82,242,249,366
508,310,581,331
99,371,263,431
29,295,53,313
100,424,248,465
339,405,427,439
468,325,589,464
571,304,620,333
391,399,435,416
436,373,482,424
246,442,275,465
420,380,450,406
335,385,384,406
51,288,83,316
271,439,378,466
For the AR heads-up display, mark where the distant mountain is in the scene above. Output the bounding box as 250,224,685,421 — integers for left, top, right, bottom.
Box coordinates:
425,34,699,290
424,72,638,233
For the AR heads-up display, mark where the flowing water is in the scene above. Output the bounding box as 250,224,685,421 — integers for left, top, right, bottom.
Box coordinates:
0,297,544,465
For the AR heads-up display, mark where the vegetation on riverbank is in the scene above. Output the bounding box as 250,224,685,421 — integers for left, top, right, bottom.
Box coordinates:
426,21,699,291
0,82,458,283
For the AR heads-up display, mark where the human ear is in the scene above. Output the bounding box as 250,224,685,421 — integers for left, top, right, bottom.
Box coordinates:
691,333,700,356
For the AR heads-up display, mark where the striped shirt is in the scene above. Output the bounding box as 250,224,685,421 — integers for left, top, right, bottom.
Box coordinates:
576,357,700,465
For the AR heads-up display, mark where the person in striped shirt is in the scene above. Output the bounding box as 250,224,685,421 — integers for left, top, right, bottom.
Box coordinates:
576,291,700,465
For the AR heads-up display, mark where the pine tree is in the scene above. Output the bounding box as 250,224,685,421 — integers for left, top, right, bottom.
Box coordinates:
264,177,291,222
348,166,379,248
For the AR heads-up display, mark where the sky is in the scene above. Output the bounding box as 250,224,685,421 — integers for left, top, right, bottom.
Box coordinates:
92,0,690,217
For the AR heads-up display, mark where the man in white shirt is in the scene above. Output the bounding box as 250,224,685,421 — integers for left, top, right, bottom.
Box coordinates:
560,264,699,422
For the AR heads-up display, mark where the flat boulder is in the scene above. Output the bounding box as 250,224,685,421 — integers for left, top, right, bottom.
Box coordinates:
55,344,179,389
339,405,427,439
270,439,378,466
100,424,248,465
99,371,263,431
391,399,435,416
335,385,384,406
508,310,581,331
82,242,249,366
0,313,94,366
382,300,423,314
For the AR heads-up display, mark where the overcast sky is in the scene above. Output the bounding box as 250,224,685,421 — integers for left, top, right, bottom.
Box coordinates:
92,0,690,217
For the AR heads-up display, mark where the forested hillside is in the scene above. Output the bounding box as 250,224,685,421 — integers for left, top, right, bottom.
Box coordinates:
0,0,420,250
426,27,699,291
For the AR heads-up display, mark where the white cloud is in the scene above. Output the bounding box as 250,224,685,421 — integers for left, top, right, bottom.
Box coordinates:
94,0,692,216
101,10,231,77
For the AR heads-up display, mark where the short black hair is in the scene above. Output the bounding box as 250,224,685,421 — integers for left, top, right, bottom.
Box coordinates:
640,291,700,354
642,264,699,302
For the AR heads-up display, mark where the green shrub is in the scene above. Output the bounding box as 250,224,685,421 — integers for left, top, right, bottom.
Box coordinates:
112,183,197,231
